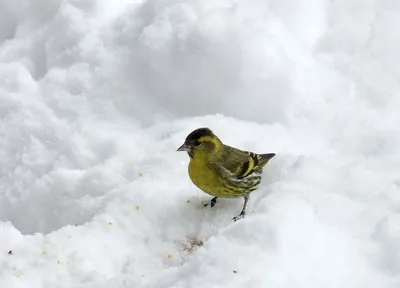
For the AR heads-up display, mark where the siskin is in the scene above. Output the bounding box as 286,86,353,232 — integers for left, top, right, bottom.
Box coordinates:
177,127,275,221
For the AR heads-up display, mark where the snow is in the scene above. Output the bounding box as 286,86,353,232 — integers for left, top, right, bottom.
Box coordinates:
0,0,400,287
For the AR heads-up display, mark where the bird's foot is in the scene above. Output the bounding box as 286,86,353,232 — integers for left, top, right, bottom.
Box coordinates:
203,197,218,208
232,210,246,222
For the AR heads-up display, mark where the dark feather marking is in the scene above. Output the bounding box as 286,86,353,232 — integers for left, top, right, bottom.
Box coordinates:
237,153,260,179
239,161,250,178
251,153,259,167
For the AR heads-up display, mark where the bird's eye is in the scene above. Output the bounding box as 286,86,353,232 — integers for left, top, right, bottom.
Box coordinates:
193,140,201,147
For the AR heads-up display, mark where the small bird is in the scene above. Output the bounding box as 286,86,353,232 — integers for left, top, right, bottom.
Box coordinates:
177,127,275,221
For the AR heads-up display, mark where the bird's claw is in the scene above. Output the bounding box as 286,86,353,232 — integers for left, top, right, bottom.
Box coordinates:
232,211,246,222
202,197,218,208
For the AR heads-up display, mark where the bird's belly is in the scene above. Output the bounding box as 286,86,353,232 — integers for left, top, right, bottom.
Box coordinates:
188,160,245,198
188,161,227,197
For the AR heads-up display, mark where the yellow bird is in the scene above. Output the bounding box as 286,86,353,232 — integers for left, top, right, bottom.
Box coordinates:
177,127,275,221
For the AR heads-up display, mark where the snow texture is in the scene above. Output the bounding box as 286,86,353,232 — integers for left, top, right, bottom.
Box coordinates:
0,0,400,287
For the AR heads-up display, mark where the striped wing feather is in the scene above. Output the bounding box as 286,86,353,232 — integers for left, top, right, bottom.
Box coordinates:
220,145,275,179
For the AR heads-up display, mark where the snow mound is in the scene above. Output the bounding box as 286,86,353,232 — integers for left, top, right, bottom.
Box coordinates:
1,0,400,287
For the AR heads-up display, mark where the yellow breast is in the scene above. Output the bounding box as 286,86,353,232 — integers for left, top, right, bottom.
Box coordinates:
188,158,224,197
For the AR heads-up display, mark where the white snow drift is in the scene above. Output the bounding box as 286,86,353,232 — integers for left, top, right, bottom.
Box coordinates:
0,0,400,287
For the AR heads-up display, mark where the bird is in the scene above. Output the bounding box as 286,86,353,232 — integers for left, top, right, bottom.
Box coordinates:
177,127,275,221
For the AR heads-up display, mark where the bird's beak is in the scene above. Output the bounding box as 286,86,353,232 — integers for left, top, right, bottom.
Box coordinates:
177,143,191,152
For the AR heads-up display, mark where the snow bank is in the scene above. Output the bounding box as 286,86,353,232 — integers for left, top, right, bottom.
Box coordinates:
0,0,400,287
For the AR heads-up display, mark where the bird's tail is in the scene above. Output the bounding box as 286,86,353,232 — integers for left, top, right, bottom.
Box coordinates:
258,153,276,167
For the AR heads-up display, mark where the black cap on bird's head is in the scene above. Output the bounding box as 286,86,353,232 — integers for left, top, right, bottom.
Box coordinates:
177,127,216,156
185,127,214,142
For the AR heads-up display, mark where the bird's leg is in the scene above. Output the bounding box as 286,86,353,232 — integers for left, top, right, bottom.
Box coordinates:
203,197,218,208
233,195,249,221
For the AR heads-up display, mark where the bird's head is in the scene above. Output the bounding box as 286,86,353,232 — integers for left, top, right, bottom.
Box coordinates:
177,127,222,158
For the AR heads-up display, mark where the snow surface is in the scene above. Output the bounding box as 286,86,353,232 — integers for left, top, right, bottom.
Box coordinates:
1,0,400,287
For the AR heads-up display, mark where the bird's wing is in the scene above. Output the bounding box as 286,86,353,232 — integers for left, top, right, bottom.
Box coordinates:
219,145,275,179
